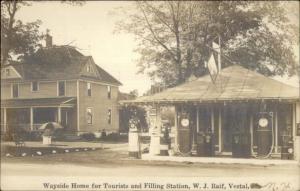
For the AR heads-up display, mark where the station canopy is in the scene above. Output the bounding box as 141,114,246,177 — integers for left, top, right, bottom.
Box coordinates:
121,65,299,104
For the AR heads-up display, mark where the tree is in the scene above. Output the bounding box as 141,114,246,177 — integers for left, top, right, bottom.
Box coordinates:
1,1,43,66
1,0,85,67
115,1,298,87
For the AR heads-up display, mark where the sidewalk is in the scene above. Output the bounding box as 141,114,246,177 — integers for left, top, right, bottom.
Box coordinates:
141,153,299,166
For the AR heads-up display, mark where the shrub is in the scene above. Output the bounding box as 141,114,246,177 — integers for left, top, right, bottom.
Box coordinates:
101,129,107,137
1,132,13,141
25,131,43,141
52,129,65,141
43,129,54,137
80,133,95,141
101,132,128,142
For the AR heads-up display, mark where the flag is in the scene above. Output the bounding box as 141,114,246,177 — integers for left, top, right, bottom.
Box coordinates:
212,41,220,53
207,54,218,83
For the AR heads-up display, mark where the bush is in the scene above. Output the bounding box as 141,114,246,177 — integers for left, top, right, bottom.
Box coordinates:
101,132,128,142
8,128,30,141
1,130,13,141
43,129,54,137
52,129,65,141
80,133,95,141
25,131,43,141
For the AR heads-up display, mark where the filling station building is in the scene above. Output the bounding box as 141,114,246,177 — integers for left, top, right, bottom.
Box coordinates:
122,65,300,160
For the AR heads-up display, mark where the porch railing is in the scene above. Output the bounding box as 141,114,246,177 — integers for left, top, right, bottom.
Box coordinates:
1,123,43,132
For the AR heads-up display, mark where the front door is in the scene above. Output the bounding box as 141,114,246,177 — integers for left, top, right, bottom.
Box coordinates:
222,106,233,152
222,105,249,152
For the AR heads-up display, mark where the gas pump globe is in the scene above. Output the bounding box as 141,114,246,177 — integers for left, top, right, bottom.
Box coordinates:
258,117,268,128
129,117,140,132
181,118,189,128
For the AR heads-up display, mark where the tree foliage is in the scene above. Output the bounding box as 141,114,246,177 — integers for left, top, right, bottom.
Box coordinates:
115,1,298,87
1,0,85,66
1,0,43,65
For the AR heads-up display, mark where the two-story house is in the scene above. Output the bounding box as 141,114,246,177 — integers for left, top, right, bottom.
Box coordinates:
1,36,122,136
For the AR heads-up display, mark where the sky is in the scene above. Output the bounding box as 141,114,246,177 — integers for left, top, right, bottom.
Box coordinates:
15,1,299,95
16,1,151,94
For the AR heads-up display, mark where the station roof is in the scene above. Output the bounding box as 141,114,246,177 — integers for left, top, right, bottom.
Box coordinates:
121,65,299,104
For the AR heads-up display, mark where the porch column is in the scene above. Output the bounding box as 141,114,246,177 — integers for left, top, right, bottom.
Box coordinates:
30,107,33,130
3,108,7,132
174,105,178,146
250,113,254,155
294,102,300,162
275,111,278,153
211,107,214,132
218,107,222,152
58,107,62,124
196,106,199,133
156,105,161,134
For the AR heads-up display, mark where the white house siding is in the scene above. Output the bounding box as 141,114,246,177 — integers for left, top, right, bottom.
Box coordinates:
77,80,119,133
1,80,77,99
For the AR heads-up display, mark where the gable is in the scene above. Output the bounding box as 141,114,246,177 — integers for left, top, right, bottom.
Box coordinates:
1,66,22,80
79,57,100,79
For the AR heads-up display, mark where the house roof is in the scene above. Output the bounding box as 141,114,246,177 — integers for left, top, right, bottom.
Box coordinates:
3,45,122,85
121,65,299,104
1,97,76,108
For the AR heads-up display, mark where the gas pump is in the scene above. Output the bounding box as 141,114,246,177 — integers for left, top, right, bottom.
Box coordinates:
128,114,141,158
177,107,191,154
256,112,274,158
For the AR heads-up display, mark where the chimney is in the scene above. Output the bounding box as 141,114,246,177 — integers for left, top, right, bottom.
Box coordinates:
45,30,52,47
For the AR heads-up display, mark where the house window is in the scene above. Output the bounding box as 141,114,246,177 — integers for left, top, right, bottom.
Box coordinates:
87,65,91,72
107,86,111,99
87,82,92,96
86,108,93,124
58,81,65,96
5,69,10,76
12,84,19,98
108,109,112,124
31,81,39,92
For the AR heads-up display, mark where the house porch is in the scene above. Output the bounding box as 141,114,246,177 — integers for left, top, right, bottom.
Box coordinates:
1,97,77,135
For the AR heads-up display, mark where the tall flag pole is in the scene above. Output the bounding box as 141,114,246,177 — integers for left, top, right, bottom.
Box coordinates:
212,35,221,72
211,35,222,90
